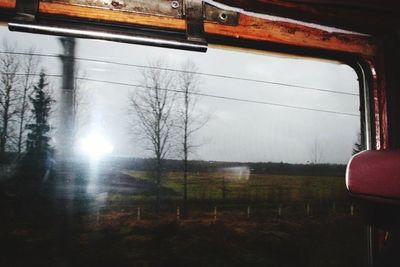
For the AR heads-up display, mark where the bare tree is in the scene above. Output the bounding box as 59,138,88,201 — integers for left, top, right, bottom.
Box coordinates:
176,60,208,217
129,60,176,212
310,138,324,164
16,48,40,158
0,41,21,159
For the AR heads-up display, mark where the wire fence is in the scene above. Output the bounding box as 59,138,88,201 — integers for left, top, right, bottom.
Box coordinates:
92,200,359,224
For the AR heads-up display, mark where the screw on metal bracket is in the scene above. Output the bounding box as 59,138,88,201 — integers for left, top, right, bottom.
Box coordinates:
171,1,180,9
219,11,228,22
204,4,239,26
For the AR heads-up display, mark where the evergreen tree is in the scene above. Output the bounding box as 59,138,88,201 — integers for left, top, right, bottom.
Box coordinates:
352,132,364,155
26,71,54,158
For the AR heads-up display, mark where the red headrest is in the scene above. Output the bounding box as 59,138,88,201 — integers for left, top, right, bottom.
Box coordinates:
346,150,400,204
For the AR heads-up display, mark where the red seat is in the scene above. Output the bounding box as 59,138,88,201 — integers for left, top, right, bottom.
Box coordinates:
346,150,400,204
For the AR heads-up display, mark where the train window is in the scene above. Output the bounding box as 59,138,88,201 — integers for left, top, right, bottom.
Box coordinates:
0,26,365,267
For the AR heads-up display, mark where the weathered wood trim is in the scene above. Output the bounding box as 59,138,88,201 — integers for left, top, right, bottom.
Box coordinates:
214,0,400,35
0,1,377,56
205,15,376,56
38,2,376,56
368,56,387,150
1,0,15,9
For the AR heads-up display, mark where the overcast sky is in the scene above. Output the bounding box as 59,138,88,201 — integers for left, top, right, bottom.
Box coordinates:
0,27,360,164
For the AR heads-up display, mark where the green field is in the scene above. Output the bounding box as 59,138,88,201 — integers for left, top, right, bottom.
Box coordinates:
120,170,349,204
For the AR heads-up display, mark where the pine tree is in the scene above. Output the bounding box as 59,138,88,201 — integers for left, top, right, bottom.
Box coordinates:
26,71,54,159
352,132,364,155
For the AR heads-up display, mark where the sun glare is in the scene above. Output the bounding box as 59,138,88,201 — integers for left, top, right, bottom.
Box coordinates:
78,132,114,159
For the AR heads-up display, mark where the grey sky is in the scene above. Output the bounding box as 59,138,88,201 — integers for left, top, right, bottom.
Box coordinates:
0,27,360,164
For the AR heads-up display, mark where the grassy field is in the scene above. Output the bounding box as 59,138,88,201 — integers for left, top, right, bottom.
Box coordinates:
120,170,350,204
0,166,365,266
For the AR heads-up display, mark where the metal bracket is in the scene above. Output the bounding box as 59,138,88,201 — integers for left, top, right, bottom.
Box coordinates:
37,0,239,26
204,4,239,26
41,0,184,18
14,0,39,21
184,0,206,44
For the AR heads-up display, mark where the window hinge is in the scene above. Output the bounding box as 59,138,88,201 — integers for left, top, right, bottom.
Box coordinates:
14,0,39,22
184,0,206,45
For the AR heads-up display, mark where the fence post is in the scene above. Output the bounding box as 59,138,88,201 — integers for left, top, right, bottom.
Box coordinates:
177,206,180,220
214,206,217,222
137,207,141,221
247,206,251,219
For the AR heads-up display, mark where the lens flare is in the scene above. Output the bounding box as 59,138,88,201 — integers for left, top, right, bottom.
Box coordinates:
78,132,114,159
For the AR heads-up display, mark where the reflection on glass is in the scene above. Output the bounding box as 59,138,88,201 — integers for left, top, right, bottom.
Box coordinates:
78,132,114,159
0,27,364,267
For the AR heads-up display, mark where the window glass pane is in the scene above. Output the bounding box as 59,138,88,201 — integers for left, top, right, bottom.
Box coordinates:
0,27,364,267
